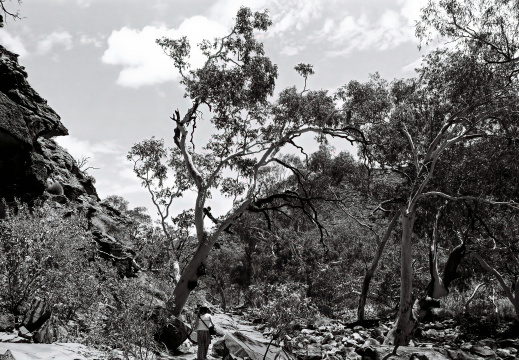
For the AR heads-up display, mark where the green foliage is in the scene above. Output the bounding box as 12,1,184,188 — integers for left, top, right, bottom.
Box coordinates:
0,202,100,317
417,0,519,65
157,6,277,119
0,200,176,358
88,278,165,360
249,282,318,336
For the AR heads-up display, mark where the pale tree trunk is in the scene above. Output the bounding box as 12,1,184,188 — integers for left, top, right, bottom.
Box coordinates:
384,208,417,345
357,211,400,321
470,252,519,319
170,198,251,317
216,279,226,312
171,235,213,317
464,283,485,312
172,260,181,284
211,274,227,312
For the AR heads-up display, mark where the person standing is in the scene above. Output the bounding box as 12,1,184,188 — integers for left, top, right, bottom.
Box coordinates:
194,306,214,360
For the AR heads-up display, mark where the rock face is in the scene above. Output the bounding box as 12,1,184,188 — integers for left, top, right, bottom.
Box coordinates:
0,45,145,342
0,45,74,205
0,46,139,275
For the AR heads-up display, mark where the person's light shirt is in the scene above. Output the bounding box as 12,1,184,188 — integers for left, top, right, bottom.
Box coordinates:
197,313,212,331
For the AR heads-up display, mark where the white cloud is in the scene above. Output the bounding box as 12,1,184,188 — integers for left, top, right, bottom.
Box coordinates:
0,30,28,57
209,0,324,36
102,17,228,88
102,0,428,87
36,31,73,54
79,34,103,47
280,45,306,56
398,0,428,26
55,136,122,163
77,0,92,8
208,0,270,25
269,0,324,36
321,9,412,57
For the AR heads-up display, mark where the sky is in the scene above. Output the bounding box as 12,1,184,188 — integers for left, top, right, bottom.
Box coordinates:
0,0,429,220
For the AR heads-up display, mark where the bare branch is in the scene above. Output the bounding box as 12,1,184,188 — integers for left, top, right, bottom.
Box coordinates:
469,252,515,304
419,191,519,210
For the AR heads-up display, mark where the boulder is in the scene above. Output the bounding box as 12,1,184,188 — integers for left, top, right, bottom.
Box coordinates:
155,317,190,351
33,316,55,344
224,331,293,360
211,338,226,357
372,345,455,360
23,297,51,332
0,334,17,342
17,326,32,340
294,344,321,360
470,346,497,358
0,349,16,360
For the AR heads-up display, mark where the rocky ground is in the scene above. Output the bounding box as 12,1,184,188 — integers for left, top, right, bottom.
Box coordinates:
1,310,518,360
174,311,519,360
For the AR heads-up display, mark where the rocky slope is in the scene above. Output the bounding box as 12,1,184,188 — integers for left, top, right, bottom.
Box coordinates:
0,43,147,348
0,44,138,276
0,44,101,206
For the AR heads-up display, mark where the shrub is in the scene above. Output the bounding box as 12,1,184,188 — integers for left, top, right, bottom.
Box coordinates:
0,201,100,318
0,200,171,359
249,282,318,337
86,277,166,360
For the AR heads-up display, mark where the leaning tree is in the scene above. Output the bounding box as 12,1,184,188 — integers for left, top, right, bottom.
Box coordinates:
129,7,365,318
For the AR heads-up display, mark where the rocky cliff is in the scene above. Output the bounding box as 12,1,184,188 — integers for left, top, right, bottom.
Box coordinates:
0,44,98,207
0,44,139,277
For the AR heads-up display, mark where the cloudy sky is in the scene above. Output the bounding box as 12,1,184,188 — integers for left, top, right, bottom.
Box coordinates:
1,0,428,219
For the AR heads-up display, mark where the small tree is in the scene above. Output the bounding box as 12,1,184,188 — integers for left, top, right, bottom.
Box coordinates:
130,7,364,317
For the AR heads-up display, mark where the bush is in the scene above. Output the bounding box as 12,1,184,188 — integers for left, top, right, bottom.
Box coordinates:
0,201,100,318
0,200,172,359
249,282,318,337
86,277,166,360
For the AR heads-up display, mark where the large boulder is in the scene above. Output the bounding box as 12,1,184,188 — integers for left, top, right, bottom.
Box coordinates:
155,317,191,351
224,331,294,360
22,297,51,332
33,315,68,344
0,349,16,360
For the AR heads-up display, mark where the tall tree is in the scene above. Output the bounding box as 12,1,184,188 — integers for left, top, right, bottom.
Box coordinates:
342,47,519,344
131,7,364,318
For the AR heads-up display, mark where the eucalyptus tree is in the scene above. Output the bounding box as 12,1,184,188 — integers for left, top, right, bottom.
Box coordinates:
414,0,519,319
417,0,519,66
129,7,364,317
341,46,519,344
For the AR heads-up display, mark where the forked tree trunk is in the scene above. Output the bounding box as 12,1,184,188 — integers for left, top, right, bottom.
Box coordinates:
357,211,400,321
384,208,417,345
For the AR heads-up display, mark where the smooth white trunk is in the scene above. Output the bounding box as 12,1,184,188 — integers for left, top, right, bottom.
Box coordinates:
384,209,417,345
